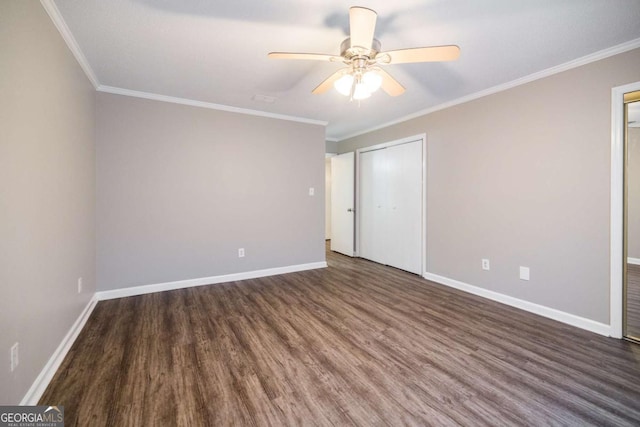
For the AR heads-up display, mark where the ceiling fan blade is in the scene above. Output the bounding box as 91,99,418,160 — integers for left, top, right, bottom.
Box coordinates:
349,7,377,50
378,45,460,64
376,68,405,96
268,52,340,62
312,69,348,94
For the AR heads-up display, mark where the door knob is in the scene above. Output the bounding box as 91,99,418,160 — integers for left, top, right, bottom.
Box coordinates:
347,208,354,212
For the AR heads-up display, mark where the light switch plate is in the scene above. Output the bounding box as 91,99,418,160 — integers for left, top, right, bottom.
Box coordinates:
10,342,19,372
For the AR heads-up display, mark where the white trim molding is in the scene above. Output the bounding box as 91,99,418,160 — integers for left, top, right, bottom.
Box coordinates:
21,296,98,405
40,0,100,88
95,261,328,301
39,1,327,129
424,272,611,337
627,257,640,266
97,86,328,127
611,80,640,339
337,38,640,141
20,260,326,404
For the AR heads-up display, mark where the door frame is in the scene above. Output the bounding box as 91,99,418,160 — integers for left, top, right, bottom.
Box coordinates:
610,81,640,338
325,154,336,241
355,134,427,275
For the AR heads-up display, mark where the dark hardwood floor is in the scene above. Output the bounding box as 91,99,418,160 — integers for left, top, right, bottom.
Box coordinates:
41,245,640,426
626,263,640,340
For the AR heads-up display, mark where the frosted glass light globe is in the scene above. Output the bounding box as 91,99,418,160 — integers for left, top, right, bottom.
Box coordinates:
334,74,354,96
353,83,371,100
362,71,382,92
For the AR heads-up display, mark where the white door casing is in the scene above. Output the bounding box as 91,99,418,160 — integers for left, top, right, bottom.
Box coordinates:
611,81,640,338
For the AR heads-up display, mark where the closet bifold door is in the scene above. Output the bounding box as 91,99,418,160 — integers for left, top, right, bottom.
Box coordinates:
359,148,389,265
386,141,422,274
359,139,422,274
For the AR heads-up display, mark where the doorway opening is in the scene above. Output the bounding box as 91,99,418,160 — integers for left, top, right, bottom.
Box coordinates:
328,134,426,276
610,81,640,340
623,90,640,342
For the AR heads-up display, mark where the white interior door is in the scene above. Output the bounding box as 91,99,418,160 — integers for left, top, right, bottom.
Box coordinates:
331,152,355,256
358,139,423,274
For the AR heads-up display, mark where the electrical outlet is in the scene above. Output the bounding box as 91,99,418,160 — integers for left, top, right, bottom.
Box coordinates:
77,277,83,294
520,266,530,281
308,187,315,196
238,248,245,258
482,259,490,270
10,342,19,372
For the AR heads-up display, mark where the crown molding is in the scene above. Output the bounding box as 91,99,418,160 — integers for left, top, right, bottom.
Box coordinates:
40,0,99,88
37,0,640,138
40,1,325,127
97,85,328,126
336,37,640,142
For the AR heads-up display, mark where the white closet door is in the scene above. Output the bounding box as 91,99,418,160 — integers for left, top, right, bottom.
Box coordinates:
359,139,422,274
359,148,388,264
386,140,422,274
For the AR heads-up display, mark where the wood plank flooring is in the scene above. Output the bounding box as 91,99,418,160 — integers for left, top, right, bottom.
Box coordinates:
41,246,640,426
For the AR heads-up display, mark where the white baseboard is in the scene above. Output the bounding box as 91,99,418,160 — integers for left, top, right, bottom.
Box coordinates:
21,296,98,405
627,257,640,265
423,272,611,337
19,261,326,405
96,261,328,301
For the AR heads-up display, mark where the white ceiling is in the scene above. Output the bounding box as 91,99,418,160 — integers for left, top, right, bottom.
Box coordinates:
51,0,640,141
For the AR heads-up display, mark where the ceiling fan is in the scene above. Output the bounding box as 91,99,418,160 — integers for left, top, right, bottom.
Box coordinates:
268,6,460,100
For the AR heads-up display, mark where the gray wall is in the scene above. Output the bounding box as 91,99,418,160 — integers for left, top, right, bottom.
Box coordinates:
339,48,640,324
96,93,326,291
628,128,640,259
0,1,96,404
325,140,338,154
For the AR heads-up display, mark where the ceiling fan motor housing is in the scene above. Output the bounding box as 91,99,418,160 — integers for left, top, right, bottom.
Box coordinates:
340,37,381,61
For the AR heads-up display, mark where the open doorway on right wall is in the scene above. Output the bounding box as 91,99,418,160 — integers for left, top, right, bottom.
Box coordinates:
624,91,640,342
612,81,640,341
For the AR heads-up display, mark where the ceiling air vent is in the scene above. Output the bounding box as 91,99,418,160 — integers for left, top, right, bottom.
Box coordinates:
252,94,277,104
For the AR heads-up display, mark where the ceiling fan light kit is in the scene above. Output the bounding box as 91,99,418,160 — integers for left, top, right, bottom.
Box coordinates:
268,6,460,101
334,67,383,100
